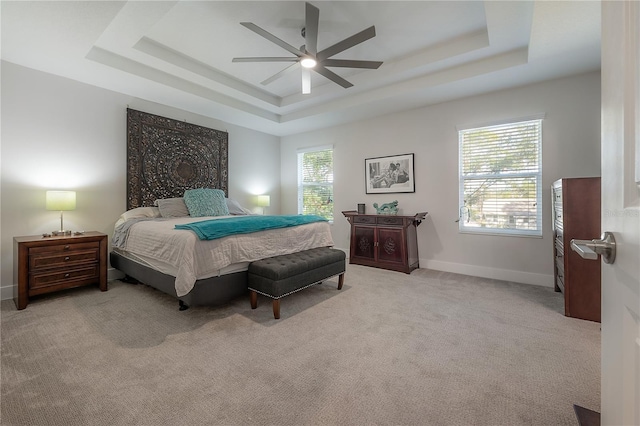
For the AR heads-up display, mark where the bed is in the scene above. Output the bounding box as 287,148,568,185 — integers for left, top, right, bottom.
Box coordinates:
110,109,334,309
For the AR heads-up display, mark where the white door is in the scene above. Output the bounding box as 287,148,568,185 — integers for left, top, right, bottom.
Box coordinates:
601,2,640,425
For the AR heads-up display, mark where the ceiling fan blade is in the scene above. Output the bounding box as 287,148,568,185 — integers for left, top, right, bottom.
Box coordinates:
302,67,311,94
321,59,383,69
316,26,376,61
261,62,300,86
304,2,319,56
313,66,353,89
240,22,304,57
233,57,299,63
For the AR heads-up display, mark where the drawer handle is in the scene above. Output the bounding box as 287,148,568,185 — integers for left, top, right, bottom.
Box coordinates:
64,273,70,278
64,256,70,261
64,245,70,250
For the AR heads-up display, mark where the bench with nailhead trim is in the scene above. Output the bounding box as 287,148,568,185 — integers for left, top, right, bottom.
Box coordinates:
248,247,346,319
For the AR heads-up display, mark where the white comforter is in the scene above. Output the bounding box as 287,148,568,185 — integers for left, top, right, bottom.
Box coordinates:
115,216,335,296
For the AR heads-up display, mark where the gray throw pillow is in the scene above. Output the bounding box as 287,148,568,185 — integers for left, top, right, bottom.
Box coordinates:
154,198,190,218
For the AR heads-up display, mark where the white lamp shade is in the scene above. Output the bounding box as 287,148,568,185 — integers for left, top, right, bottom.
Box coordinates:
46,191,76,211
257,195,270,207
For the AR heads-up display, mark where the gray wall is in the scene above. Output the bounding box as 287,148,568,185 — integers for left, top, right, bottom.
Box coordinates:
0,61,601,299
280,71,601,286
0,61,281,299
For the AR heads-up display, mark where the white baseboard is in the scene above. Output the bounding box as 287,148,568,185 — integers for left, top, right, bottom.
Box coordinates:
1,285,14,302
109,267,125,281
421,258,554,288
341,248,554,287
2,260,553,302
1,268,127,301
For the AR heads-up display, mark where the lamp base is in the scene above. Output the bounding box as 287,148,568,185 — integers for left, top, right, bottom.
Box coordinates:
52,230,72,236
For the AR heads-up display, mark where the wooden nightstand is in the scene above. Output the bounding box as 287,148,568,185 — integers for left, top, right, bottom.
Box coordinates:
13,231,108,310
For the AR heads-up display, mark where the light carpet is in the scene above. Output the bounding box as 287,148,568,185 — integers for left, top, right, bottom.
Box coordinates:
0,265,600,425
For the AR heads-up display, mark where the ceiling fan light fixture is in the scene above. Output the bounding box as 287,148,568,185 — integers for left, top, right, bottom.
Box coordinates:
300,57,317,68
233,2,382,93
302,68,311,94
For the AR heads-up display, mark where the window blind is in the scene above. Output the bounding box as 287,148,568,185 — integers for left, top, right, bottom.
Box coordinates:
297,148,334,221
459,119,542,236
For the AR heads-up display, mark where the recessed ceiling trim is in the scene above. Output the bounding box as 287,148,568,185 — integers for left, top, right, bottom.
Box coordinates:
134,36,282,108
278,29,490,109
85,46,280,123
280,48,529,123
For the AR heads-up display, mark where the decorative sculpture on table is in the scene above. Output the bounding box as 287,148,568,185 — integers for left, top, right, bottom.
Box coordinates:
373,200,399,215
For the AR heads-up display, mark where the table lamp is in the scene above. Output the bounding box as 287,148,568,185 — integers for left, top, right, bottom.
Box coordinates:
257,195,270,215
46,190,76,235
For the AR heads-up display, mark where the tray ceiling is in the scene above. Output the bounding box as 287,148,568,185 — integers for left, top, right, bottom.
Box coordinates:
1,1,601,136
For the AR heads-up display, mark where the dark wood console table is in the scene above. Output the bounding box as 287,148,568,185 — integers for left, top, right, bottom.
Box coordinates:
342,211,427,274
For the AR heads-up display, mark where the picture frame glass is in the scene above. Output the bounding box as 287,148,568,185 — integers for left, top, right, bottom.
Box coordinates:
365,153,415,194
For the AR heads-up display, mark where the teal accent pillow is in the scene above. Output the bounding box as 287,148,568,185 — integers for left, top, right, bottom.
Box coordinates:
183,188,229,217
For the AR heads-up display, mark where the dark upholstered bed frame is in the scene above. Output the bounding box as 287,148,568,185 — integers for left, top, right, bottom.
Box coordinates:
111,109,247,309
109,251,248,309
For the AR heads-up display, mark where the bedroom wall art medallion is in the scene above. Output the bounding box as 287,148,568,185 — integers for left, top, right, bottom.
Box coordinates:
127,109,228,209
365,153,415,194
176,161,196,181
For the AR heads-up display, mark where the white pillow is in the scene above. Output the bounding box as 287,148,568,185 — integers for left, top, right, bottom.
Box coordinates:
226,198,252,215
115,206,160,228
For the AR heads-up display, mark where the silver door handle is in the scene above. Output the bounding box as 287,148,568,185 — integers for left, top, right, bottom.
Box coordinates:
570,231,616,264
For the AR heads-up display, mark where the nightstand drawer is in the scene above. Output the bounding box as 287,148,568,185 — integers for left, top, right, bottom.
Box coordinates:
29,241,100,255
29,249,99,270
29,265,100,292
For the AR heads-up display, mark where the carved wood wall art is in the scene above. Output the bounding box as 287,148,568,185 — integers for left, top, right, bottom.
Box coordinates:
126,108,228,209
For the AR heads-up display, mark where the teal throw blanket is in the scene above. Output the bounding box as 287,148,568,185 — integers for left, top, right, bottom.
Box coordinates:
175,215,328,240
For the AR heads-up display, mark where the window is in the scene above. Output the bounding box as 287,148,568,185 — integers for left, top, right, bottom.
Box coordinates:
458,118,543,236
297,146,334,221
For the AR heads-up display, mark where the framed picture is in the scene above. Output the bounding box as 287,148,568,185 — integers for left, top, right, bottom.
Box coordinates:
365,153,415,194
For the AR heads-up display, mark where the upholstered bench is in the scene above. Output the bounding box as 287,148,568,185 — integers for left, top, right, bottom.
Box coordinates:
248,247,346,319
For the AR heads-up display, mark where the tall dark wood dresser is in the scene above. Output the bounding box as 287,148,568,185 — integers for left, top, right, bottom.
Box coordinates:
552,177,601,322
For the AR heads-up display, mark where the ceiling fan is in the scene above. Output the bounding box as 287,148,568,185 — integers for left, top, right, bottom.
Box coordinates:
232,2,383,94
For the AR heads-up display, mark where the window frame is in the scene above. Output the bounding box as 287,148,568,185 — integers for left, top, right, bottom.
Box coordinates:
458,116,544,237
297,145,334,223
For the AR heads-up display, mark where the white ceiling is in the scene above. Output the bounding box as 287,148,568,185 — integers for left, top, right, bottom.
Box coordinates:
1,1,601,136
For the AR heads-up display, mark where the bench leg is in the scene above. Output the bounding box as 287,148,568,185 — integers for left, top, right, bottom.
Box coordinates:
338,273,344,290
250,290,258,309
272,299,280,319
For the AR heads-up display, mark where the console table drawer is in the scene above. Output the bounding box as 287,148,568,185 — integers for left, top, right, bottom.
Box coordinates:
353,215,376,224
377,216,403,226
